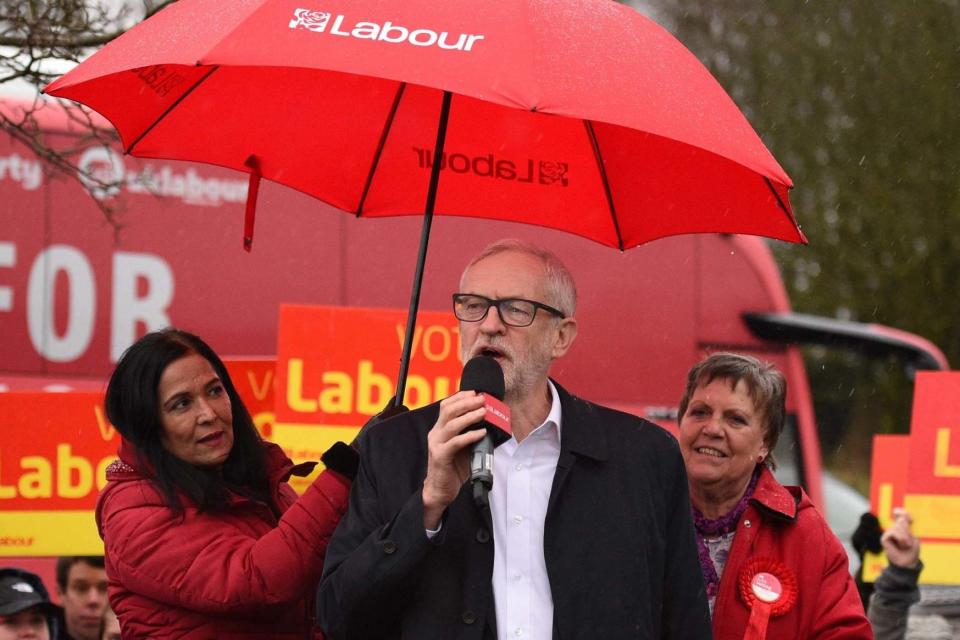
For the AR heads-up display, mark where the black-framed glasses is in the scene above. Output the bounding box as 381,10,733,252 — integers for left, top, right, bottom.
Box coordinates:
452,294,565,327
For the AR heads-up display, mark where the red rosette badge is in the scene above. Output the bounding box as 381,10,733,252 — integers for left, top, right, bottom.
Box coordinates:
737,557,798,640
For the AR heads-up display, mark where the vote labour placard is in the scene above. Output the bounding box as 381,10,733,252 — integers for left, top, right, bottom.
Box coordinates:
0,392,115,556
863,435,910,582
866,372,960,584
276,304,463,426
274,305,463,489
0,363,275,556
224,357,277,439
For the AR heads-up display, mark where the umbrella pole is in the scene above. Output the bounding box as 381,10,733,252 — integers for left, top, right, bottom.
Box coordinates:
394,90,453,408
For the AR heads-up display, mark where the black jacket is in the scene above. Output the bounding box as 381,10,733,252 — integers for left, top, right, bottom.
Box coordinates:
317,382,711,639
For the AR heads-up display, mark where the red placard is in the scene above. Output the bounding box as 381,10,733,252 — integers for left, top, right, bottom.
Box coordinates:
864,373,960,584
0,392,114,512
0,366,277,555
275,305,463,426
869,435,911,527
224,357,276,437
906,372,960,495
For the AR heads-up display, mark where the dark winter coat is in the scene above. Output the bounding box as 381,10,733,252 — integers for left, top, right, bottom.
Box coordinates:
317,381,712,639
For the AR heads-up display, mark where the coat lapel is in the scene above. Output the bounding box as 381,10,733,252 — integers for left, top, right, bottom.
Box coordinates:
546,381,609,514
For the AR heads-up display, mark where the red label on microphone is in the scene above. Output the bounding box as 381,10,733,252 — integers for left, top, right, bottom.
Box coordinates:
482,394,512,441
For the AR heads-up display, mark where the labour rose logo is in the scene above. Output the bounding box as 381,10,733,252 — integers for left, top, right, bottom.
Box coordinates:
77,147,125,200
539,161,569,186
289,9,331,32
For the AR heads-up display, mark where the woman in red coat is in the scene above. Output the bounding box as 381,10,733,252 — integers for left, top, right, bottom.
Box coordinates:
96,329,357,639
678,353,872,640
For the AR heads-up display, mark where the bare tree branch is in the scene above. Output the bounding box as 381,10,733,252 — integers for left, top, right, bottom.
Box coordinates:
0,0,177,228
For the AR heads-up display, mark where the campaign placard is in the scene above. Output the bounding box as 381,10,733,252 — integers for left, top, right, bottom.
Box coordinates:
274,304,463,491
0,392,115,555
862,435,910,582
224,357,277,438
866,372,960,584
276,304,463,426
0,359,277,556
2,306,469,553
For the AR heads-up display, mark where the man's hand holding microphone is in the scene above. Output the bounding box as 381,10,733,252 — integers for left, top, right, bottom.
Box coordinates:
422,356,511,530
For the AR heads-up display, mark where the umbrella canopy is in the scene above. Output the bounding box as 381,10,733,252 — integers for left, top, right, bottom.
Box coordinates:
46,0,806,406
46,0,804,249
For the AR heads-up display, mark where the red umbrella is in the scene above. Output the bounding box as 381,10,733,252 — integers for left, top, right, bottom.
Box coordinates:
46,0,806,406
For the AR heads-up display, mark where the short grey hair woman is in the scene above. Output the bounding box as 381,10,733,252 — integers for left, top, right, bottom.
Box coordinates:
677,352,871,639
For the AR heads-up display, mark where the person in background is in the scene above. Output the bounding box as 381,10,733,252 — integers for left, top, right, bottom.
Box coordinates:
98,605,120,640
54,558,106,640
0,567,62,640
852,511,884,607
97,328,358,638
868,508,952,640
677,352,872,639
318,239,710,639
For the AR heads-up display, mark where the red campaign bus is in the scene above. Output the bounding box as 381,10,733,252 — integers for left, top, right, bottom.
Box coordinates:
0,99,948,585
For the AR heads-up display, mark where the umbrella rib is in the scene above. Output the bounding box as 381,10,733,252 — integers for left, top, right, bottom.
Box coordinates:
125,65,221,155
356,82,407,216
763,177,806,243
583,120,624,251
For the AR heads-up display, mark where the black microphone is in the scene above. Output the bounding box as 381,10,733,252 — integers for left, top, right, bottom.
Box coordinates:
459,356,512,512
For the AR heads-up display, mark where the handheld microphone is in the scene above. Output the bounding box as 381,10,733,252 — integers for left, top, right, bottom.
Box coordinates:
459,356,512,511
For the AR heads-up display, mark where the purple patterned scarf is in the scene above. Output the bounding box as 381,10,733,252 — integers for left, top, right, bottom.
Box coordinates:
692,466,762,600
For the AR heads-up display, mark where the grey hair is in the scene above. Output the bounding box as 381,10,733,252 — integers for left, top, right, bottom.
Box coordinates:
460,239,577,317
677,352,787,469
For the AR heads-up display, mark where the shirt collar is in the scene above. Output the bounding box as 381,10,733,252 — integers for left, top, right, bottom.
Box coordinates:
541,379,562,442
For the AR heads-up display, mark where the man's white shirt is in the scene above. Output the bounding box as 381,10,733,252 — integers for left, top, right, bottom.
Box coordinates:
490,381,562,640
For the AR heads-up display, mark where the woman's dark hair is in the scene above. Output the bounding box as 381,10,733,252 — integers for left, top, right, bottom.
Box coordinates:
105,328,271,513
677,352,787,469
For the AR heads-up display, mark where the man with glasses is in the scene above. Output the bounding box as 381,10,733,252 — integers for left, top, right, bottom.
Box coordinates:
318,239,710,640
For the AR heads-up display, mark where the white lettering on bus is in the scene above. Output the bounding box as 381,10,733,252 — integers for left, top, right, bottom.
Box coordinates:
77,146,248,206
8,242,175,364
110,252,174,362
0,242,14,312
27,245,96,363
0,154,42,191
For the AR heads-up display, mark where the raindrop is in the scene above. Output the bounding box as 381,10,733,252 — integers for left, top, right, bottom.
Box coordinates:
715,51,731,73
858,156,866,166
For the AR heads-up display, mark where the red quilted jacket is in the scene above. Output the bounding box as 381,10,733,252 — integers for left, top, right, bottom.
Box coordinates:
95,439,350,639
